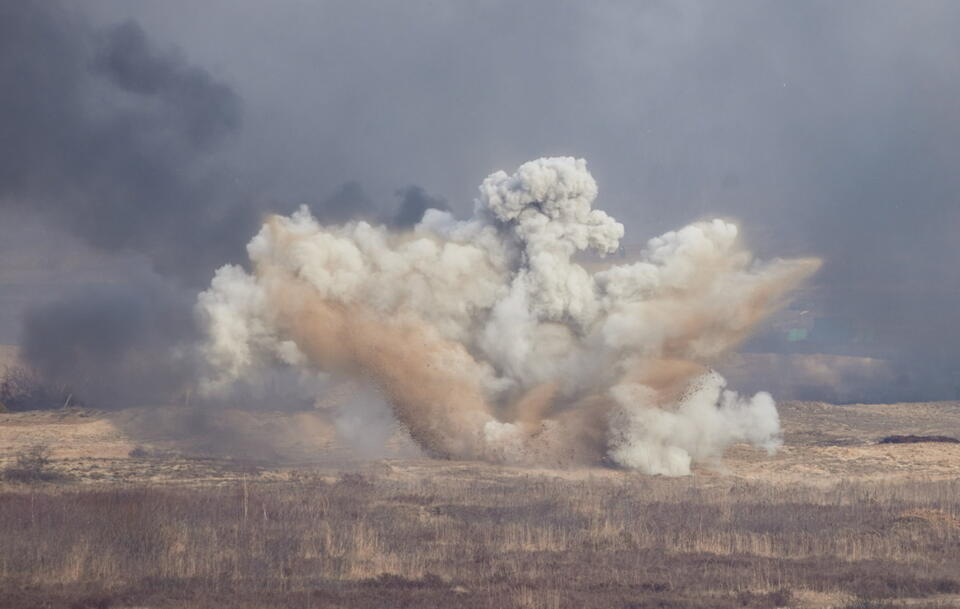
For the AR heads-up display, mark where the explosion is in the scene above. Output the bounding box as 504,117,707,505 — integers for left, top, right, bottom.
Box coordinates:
198,157,818,475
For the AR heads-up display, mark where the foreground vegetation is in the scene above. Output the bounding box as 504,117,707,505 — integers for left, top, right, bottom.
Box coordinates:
1,466,959,608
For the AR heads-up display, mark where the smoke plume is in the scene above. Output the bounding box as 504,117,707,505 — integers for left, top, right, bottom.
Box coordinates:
0,2,426,405
20,280,197,407
199,157,819,474
0,1,254,283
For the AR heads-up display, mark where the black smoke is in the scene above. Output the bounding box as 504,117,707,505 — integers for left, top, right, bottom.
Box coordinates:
392,186,450,228
307,182,448,227
0,2,255,283
1,1,449,408
0,1,249,406
19,281,197,407
310,181,377,225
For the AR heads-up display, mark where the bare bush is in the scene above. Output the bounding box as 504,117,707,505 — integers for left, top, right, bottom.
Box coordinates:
2,444,66,483
128,446,150,458
879,435,960,444
0,365,80,412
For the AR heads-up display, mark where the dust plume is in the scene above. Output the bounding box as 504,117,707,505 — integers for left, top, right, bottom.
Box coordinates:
200,157,819,474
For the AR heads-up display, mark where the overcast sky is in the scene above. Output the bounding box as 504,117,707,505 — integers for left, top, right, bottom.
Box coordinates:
2,1,958,402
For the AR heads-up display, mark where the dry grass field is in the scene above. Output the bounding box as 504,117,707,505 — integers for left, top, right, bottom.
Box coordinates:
1,400,959,609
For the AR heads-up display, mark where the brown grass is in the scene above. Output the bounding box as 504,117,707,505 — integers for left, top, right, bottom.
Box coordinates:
1,468,959,608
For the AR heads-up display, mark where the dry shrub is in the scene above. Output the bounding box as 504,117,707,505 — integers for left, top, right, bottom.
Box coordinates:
0,365,79,411
879,435,960,444
841,571,960,600
736,587,793,608
2,443,66,483
128,446,150,458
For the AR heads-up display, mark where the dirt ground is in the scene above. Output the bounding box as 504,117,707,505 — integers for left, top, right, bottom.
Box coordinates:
2,400,960,609
1,399,959,485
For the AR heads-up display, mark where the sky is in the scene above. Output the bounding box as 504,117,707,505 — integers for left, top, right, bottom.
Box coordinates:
1,0,958,403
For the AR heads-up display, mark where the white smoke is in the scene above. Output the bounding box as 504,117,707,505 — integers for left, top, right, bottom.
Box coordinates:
197,157,818,475
315,379,409,458
607,371,781,476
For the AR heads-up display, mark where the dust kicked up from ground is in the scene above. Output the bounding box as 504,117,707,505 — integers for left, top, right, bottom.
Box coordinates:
1,400,959,485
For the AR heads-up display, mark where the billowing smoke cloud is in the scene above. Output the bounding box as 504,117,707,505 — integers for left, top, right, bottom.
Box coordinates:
607,371,780,475
392,186,450,229
8,0,949,417
0,1,254,282
70,0,959,403
0,2,435,406
309,182,378,227
6,1,957,408
199,157,818,474
0,0,252,402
